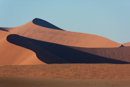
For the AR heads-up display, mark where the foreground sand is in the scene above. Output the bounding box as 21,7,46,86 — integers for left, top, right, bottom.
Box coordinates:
0,64,130,87
0,76,130,87
0,64,130,79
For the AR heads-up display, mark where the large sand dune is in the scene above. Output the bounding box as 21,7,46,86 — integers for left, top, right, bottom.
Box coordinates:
0,18,129,65
5,34,129,64
0,18,121,48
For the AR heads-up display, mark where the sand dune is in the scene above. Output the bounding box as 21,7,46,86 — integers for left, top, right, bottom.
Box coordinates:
5,34,129,64
122,42,130,47
0,18,121,48
0,30,67,65
0,30,45,65
0,18,125,65
0,31,128,65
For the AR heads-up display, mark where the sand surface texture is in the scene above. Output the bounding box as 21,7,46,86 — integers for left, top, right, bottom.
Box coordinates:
0,64,130,79
0,76,130,87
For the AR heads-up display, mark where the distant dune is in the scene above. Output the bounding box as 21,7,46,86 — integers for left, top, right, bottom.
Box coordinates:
122,42,130,47
0,18,120,48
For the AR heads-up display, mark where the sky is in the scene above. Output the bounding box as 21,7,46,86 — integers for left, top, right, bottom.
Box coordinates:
0,0,130,44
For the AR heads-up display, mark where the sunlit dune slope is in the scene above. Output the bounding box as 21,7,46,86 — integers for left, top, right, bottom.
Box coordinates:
1,18,121,48
122,42,130,47
0,30,67,65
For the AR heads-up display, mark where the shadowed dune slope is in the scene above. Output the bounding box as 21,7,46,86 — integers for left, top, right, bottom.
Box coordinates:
122,42,130,47
0,30,68,65
0,30,127,65
0,18,121,48
73,46,130,63
7,34,130,64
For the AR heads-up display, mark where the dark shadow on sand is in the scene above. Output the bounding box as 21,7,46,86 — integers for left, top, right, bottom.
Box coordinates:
33,18,64,30
0,28,8,32
120,45,124,47
7,34,129,64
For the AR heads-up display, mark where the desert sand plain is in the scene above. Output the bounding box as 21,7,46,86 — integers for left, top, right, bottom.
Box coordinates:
0,18,130,87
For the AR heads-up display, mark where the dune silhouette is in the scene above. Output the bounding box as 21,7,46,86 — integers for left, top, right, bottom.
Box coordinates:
6,34,129,64
0,18,121,48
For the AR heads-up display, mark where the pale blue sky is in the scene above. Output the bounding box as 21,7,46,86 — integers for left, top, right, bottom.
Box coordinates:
0,0,130,43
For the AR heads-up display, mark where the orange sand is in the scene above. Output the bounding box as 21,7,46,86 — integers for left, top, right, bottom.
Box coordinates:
0,30,44,65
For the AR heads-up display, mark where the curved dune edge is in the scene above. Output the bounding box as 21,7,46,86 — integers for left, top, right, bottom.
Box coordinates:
6,34,129,64
0,76,130,87
0,18,121,48
0,30,68,65
0,30,129,65
0,30,45,65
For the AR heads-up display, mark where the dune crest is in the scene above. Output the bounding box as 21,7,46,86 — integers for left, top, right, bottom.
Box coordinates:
0,18,120,48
